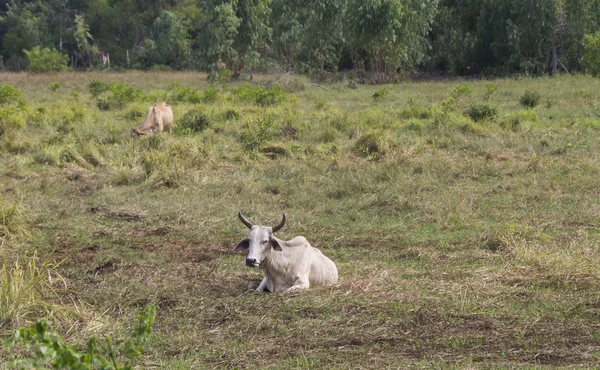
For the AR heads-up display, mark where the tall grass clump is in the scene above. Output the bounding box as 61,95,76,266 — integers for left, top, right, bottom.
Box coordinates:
0,83,27,108
0,196,27,239
0,255,60,332
354,130,390,160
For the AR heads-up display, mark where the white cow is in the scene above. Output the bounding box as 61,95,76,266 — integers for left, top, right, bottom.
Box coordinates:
234,213,338,293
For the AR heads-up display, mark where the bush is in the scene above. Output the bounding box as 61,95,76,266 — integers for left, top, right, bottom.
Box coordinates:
465,103,498,122
23,47,68,72
48,82,61,92
0,83,26,108
89,80,144,109
583,32,600,76
0,107,25,136
519,90,541,108
372,87,389,100
232,84,290,106
179,109,211,133
240,115,276,151
500,110,538,131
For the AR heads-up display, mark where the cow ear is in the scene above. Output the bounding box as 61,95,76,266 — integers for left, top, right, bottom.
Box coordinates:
234,238,250,252
270,238,283,252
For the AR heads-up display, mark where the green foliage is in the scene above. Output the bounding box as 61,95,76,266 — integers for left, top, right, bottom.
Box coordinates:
23,47,69,72
452,83,473,98
179,109,211,133
0,84,27,108
485,82,496,100
48,82,61,92
346,0,438,83
138,11,191,69
372,87,389,100
465,103,498,122
232,84,291,106
519,90,541,108
168,83,219,104
88,80,144,109
583,32,600,76
4,305,156,369
0,107,25,136
241,115,276,151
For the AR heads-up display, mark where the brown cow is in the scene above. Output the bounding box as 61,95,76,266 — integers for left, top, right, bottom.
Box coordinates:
131,102,173,137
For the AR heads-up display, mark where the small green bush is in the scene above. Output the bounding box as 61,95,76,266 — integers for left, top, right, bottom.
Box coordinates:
48,82,61,92
0,107,25,136
88,79,111,98
202,87,219,102
519,90,541,108
240,115,276,151
0,83,26,108
23,47,68,72
372,87,389,100
465,103,498,122
232,84,290,106
180,109,211,133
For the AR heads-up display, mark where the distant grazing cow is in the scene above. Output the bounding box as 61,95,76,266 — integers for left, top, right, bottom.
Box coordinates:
131,102,173,137
234,213,338,293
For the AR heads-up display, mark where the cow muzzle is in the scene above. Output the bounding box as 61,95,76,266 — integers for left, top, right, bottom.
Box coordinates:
245,258,260,268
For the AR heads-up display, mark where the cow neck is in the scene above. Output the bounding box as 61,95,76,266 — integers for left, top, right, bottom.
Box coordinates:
262,240,287,273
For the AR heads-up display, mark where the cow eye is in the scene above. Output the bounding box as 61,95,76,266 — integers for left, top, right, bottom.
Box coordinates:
261,240,268,244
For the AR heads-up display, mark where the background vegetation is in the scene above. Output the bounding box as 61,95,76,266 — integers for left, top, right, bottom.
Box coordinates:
3,0,600,79
1,71,600,367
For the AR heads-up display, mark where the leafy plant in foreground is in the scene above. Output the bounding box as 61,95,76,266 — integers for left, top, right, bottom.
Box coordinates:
4,305,156,369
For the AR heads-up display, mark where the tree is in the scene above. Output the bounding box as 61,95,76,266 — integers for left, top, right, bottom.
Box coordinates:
73,14,96,67
346,0,438,83
200,0,271,74
302,0,346,73
137,11,191,68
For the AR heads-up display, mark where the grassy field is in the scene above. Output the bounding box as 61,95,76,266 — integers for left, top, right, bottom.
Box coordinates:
1,71,600,368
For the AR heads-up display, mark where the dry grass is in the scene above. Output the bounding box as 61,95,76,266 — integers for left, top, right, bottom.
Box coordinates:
1,72,600,367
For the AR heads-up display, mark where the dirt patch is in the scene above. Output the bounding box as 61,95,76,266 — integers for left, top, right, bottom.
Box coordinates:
130,226,170,237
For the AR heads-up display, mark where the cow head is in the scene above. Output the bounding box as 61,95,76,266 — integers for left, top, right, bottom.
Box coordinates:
234,212,286,268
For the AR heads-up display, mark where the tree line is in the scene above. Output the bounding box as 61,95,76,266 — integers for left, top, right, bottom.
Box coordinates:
1,0,600,81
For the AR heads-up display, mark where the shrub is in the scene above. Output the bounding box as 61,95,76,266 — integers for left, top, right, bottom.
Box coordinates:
240,115,276,151
179,109,211,133
221,109,240,121
89,80,144,109
0,107,25,136
88,79,110,98
23,47,68,72
372,87,389,100
48,82,61,92
171,86,203,104
451,83,472,98
465,103,498,122
202,87,219,102
0,83,26,108
232,84,290,106
519,90,541,108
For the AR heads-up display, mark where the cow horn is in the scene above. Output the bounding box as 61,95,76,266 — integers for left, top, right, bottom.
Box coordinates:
272,213,286,232
238,212,254,229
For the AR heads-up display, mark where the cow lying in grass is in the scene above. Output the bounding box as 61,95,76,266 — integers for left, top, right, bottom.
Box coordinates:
234,213,338,293
131,102,173,137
